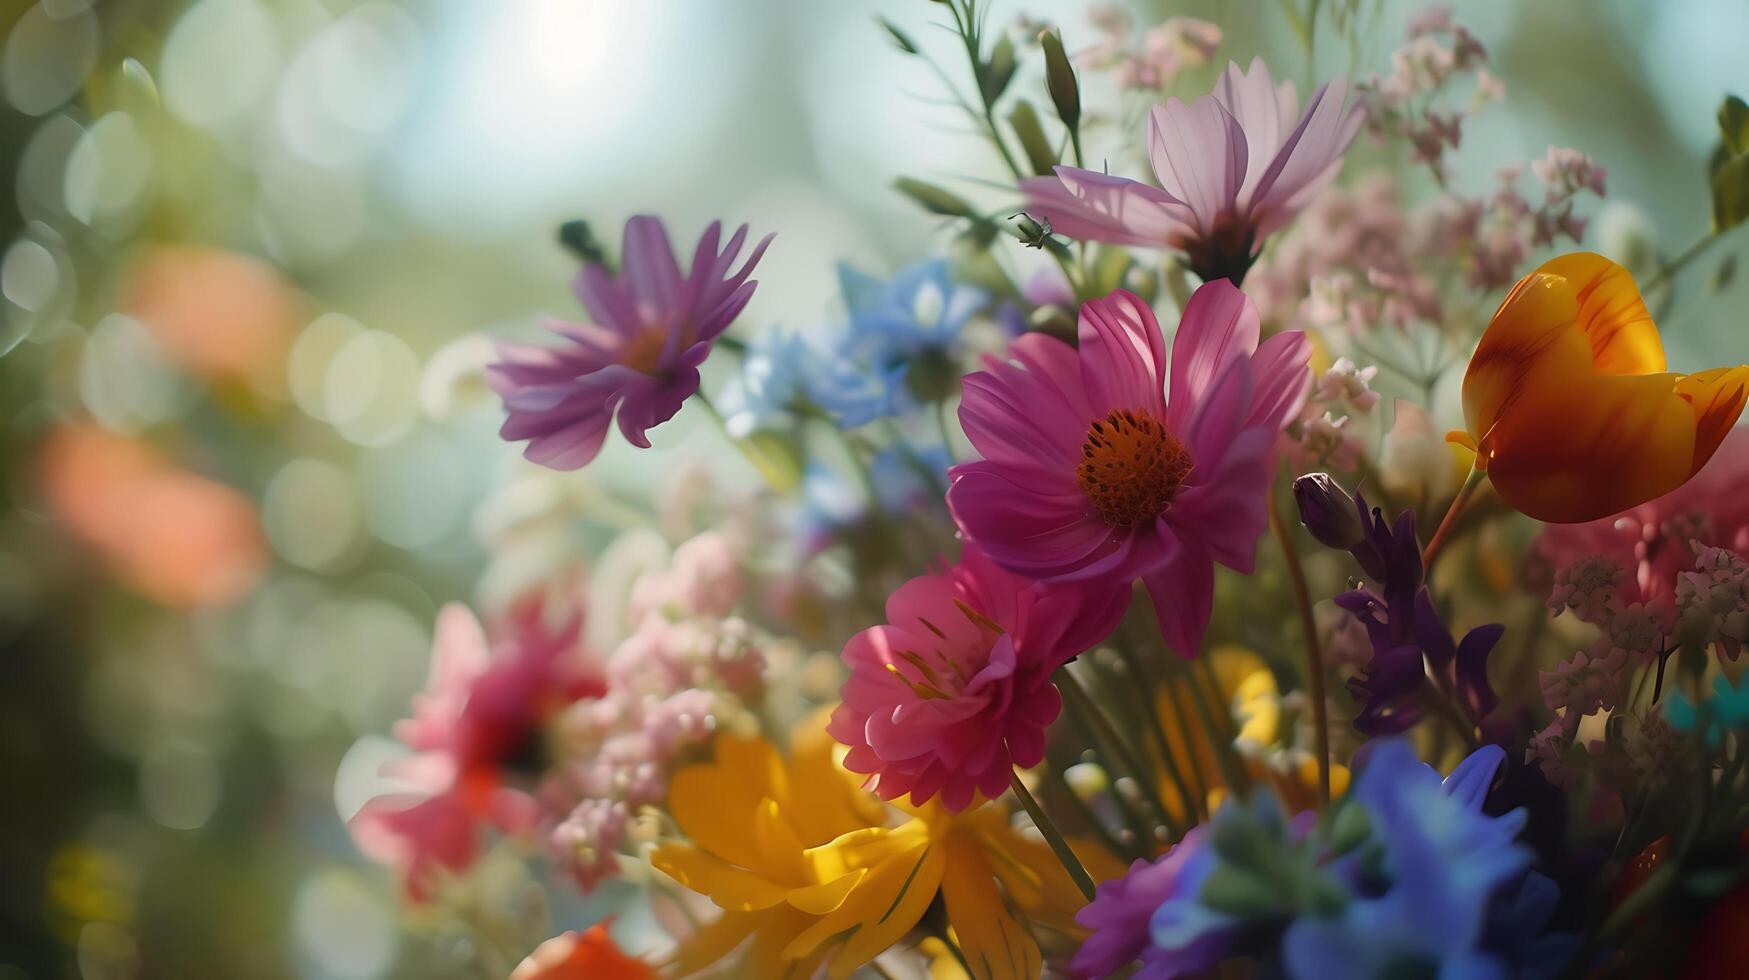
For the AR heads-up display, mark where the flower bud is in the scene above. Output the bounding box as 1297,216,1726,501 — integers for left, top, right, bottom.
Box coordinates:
1293,473,1366,551
1039,29,1080,131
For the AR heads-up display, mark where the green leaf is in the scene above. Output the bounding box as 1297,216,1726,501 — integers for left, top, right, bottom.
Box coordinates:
877,17,919,55
1088,245,1133,296
1198,865,1290,918
1007,100,1058,176
894,178,978,218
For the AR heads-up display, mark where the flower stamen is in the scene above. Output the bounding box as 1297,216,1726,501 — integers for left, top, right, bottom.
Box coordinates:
1076,408,1193,526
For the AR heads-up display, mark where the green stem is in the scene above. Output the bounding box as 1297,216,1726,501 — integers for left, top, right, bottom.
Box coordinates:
1057,665,1178,829
1270,492,1331,806
1115,641,1196,835
1642,230,1724,294
1010,771,1097,901
1187,657,1251,799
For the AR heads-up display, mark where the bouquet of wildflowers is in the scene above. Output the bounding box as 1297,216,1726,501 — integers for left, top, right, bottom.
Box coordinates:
347,4,1749,977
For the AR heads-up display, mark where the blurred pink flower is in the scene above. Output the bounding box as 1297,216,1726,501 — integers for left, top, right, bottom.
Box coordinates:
828,545,1125,812
947,284,1310,657
489,217,772,469
1022,58,1360,283
1539,427,1749,607
353,601,603,901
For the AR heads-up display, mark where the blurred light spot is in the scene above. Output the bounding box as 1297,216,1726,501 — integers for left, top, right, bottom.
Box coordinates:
289,313,364,420
16,114,84,222
4,223,78,351
277,4,418,167
3,4,99,116
359,431,468,550
75,921,138,980
2,237,59,313
118,57,159,108
263,457,362,570
393,0,671,229
333,735,412,824
139,740,221,831
160,0,281,128
256,155,365,267
65,112,152,227
292,869,397,980
324,330,421,447
79,314,194,433
241,575,328,669
419,332,497,419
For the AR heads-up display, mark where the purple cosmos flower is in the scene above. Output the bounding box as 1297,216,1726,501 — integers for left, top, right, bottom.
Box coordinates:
1022,58,1361,284
488,216,772,469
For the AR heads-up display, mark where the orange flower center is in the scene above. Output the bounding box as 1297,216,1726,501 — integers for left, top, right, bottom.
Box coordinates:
1076,408,1193,526
621,327,671,375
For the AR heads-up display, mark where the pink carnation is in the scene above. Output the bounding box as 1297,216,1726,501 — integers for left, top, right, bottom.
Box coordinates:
489,216,772,469
829,545,1126,812
947,283,1310,657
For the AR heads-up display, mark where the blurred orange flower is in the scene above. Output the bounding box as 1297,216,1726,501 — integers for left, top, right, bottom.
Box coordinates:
1456,252,1749,523
40,425,266,608
121,245,298,394
509,922,654,980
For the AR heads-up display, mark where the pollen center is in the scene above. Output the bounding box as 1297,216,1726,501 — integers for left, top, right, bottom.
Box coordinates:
1076,408,1193,527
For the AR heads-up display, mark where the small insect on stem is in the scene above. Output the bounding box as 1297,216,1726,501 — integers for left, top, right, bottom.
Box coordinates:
1010,211,1056,249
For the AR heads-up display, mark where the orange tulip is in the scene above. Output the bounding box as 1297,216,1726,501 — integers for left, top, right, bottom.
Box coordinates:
1454,252,1749,524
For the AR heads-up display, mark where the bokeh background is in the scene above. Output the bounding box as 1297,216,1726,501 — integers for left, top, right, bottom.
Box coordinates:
1,0,1745,977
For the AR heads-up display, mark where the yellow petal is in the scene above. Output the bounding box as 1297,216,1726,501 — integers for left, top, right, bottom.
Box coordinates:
665,909,757,976
784,869,866,916
666,734,787,871
818,836,946,978
939,834,1042,980
650,844,790,912
783,708,890,844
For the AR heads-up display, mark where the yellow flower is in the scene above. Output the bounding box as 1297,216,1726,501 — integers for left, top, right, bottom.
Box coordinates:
1454,251,1749,523
655,714,1109,979
1154,646,1349,820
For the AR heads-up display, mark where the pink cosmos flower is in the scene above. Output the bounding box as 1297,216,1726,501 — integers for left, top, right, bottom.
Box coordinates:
1539,427,1749,607
488,216,773,469
828,545,1126,812
352,600,603,900
1022,58,1361,283
948,284,1311,658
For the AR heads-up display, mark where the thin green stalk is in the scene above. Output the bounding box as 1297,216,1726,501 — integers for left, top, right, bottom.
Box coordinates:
1188,656,1252,798
1642,229,1724,294
1160,675,1213,820
1270,494,1331,805
1010,771,1097,901
1057,665,1178,829
1058,682,1155,845
1115,642,1196,835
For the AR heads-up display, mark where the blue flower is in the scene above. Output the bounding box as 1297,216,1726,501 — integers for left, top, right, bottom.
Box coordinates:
1282,741,1536,980
716,328,886,436
836,259,988,423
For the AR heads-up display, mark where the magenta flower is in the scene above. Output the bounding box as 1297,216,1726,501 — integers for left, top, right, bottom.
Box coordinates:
828,545,1126,812
948,284,1310,658
488,216,773,469
1022,58,1361,283
351,601,603,900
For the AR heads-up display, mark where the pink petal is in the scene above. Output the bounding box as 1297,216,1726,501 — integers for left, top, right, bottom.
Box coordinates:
1077,290,1169,418
1181,356,1254,480
1213,58,1287,202
1022,168,1192,248
947,465,1115,579
1245,329,1313,432
1148,96,1248,236
1143,540,1215,658
1168,427,1274,572
1166,280,1261,433
1248,79,1363,239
